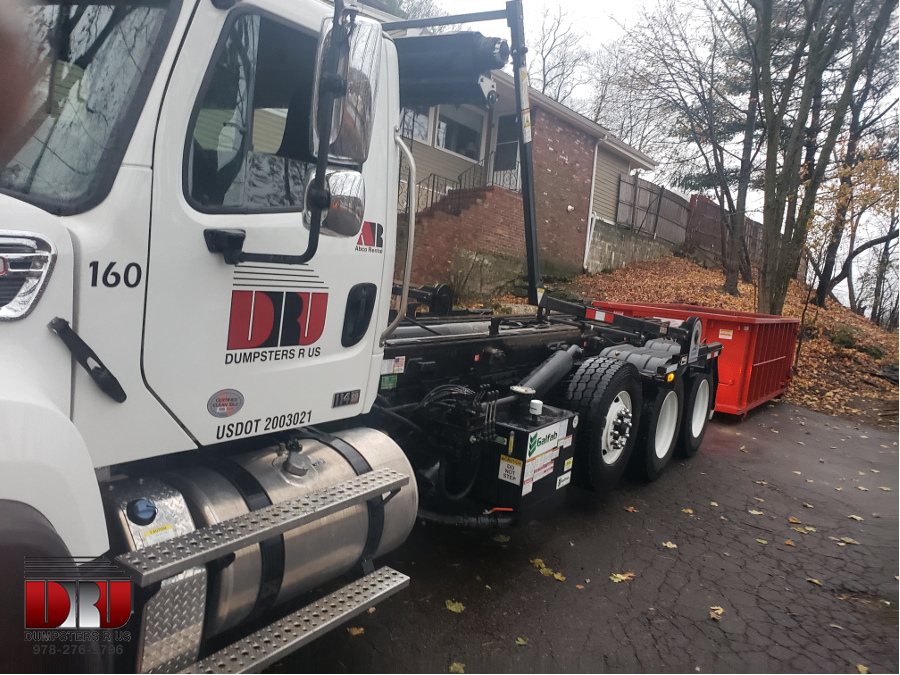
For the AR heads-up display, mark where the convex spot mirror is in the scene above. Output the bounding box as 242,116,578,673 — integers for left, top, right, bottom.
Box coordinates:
305,170,365,237
311,15,382,164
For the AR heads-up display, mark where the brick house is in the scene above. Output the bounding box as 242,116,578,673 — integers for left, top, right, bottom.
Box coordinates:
396,71,656,293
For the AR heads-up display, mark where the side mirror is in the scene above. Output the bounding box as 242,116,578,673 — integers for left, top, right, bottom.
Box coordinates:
305,170,365,237
311,16,382,164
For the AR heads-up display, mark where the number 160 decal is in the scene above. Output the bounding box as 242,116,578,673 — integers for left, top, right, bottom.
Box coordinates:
89,261,143,288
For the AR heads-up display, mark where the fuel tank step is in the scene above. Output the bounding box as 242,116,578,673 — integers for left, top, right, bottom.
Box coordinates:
181,566,409,674
116,468,409,586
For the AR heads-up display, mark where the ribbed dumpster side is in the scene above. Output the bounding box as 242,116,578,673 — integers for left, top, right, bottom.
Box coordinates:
593,302,800,416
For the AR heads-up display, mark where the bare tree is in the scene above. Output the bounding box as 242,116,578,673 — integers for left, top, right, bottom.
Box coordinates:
749,0,897,315
527,5,589,106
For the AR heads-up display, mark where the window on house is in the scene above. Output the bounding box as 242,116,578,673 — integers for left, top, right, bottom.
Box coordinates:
187,14,318,211
400,106,430,143
435,106,484,160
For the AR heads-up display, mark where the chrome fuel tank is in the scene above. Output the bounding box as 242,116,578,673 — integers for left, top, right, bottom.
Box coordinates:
162,427,417,637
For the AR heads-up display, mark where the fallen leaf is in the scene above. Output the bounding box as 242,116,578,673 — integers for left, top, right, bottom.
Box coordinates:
829,623,843,629
771,429,779,433
610,572,635,583
662,541,678,549
576,584,585,590
740,445,747,452
540,567,555,577
530,558,546,569
682,508,694,515
859,472,866,476
710,501,719,507
793,471,801,475
840,537,860,545
748,509,764,515
879,487,891,491
624,506,637,513
848,515,863,521
871,469,880,473
756,539,768,545
347,627,364,636
367,607,376,614
709,605,724,620
785,540,795,546
797,441,805,445
515,637,528,646
803,503,814,508
492,534,510,543
445,600,465,613
835,487,843,491
755,480,767,485
857,486,869,491
807,578,823,586
754,497,765,502
789,516,802,524
857,666,869,674
569,541,574,547
806,479,814,483
449,662,465,674
553,572,566,582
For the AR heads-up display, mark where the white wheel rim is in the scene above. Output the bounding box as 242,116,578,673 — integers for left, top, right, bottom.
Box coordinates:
601,391,633,465
691,379,710,438
654,390,679,459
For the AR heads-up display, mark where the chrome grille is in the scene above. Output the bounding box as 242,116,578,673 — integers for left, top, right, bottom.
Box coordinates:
0,232,56,320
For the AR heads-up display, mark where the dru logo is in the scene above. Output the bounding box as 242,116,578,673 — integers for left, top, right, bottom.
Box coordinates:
227,291,327,350
528,428,559,458
355,221,383,253
24,558,132,629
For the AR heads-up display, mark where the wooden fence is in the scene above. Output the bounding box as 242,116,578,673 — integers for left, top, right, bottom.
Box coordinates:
616,175,763,264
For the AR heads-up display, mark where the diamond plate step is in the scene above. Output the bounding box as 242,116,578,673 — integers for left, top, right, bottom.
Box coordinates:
181,566,409,674
117,468,408,587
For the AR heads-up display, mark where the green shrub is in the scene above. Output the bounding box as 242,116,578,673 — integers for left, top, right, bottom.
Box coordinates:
830,326,856,349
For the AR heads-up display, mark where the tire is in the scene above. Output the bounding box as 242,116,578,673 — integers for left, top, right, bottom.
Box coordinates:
564,356,642,492
631,378,683,482
676,372,714,458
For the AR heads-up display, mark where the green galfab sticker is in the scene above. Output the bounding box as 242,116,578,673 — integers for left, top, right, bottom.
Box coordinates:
528,422,562,458
380,374,398,390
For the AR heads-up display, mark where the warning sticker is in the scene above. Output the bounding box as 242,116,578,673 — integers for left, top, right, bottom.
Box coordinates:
718,329,733,340
559,434,572,449
499,455,523,485
141,524,174,547
564,457,573,472
381,356,406,374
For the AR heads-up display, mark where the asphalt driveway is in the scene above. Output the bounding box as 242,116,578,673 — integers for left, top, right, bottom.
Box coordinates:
281,402,899,674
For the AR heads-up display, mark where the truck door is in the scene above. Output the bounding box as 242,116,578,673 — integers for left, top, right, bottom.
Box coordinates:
143,5,389,445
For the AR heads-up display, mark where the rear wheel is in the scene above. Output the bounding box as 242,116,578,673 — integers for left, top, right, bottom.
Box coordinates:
676,372,714,458
630,379,683,481
564,357,642,492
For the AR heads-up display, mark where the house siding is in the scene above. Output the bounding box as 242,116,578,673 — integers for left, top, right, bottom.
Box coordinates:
592,145,630,223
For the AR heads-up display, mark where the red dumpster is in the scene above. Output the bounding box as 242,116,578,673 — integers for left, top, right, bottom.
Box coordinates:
593,302,800,416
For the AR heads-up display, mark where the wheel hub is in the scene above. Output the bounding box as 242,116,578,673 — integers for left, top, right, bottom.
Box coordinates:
601,392,633,465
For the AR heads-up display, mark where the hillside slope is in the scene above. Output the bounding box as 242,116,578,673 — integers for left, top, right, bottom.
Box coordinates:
540,256,898,428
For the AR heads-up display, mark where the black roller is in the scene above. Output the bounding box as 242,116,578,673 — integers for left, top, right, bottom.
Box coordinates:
395,32,509,107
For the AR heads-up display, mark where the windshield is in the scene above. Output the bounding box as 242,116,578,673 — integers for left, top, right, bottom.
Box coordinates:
0,1,179,214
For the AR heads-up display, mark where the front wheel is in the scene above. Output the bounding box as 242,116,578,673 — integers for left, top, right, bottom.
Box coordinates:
564,357,643,492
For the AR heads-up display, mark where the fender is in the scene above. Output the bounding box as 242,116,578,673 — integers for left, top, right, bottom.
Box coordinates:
0,348,109,557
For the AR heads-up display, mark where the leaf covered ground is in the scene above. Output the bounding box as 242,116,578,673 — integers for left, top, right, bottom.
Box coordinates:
504,256,898,428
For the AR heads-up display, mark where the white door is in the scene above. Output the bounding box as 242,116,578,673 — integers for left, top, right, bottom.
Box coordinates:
142,3,389,446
